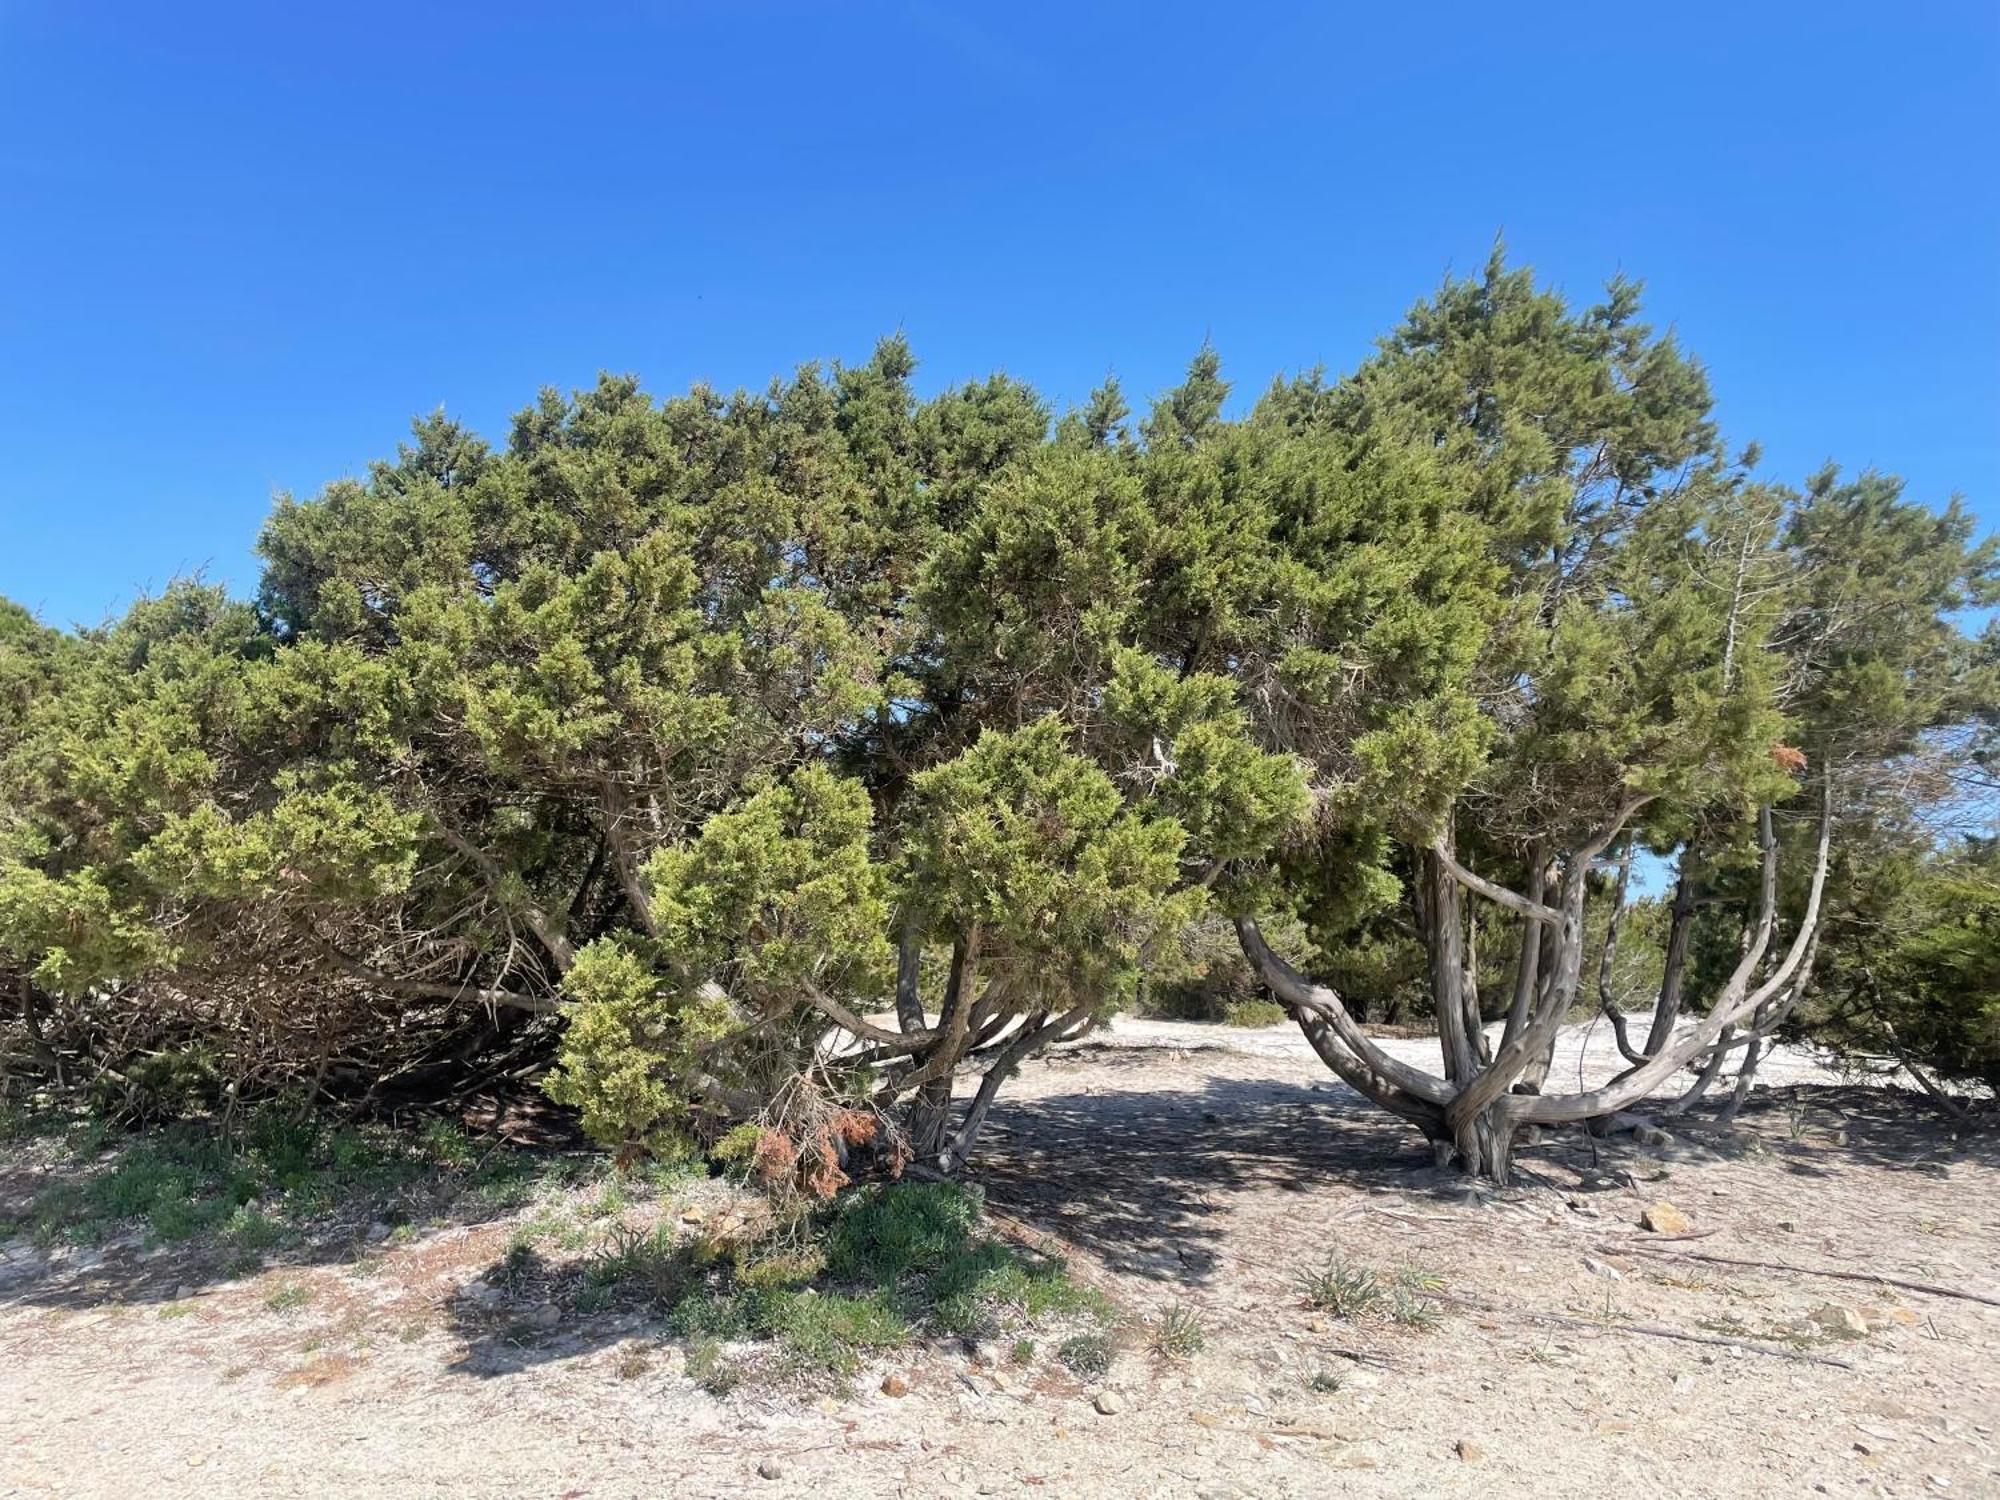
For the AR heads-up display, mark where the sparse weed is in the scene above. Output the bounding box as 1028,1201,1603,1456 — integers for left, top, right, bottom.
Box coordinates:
1297,1256,1385,1319
1148,1300,1206,1360
585,1222,691,1302
1057,1332,1115,1378
613,1345,651,1380
1389,1288,1442,1330
1392,1261,1445,1295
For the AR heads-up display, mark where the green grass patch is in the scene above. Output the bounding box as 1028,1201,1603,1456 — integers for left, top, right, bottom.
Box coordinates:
0,1103,578,1253
581,1180,1116,1392
1297,1253,1448,1330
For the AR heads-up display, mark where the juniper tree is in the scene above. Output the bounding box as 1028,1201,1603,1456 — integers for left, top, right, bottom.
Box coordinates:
2,257,1990,1190
1195,257,1839,1179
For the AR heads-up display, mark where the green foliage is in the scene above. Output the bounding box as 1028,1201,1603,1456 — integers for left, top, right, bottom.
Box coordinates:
1224,1000,1287,1028
1808,842,2000,1087
1,246,1991,1162
902,719,1206,1017
543,938,734,1154
628,1180,1112,1388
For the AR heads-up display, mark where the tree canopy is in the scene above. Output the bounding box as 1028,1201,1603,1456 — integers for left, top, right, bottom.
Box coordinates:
4,254,1992,1181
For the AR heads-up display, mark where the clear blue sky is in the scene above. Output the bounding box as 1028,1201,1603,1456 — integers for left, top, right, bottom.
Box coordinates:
3,1,1996,628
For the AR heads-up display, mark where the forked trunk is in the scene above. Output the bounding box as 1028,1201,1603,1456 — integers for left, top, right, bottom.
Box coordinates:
1240,790,1831,1188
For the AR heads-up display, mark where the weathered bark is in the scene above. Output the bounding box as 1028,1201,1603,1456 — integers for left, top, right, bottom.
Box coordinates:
1646,847,1701,1056
15,976,64,1082
1498,844,1548,1055
1517,794,1832,1125
1421,833,1482,1087
1241,789,1833,1186
901,935,973,1162
1595,835,1644,1065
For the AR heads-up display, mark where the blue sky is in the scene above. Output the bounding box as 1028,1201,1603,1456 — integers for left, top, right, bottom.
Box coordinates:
2,1,1996,628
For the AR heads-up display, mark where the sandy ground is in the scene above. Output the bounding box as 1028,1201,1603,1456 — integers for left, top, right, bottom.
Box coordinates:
2,1014,1995,1499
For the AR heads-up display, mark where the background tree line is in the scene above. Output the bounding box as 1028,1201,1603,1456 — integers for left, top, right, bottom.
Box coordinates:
3,251,1994,1184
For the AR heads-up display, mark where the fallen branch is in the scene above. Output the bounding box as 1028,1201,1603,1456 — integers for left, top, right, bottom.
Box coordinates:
1614,1246,2000,1310
1438,1293,1856,1368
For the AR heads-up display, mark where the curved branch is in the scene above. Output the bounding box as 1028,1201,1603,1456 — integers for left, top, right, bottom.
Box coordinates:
803,985,940,1049
1522,788,1833,1124
325,951,559,1014
1235,916,1451,1107
432,821,576,973
1430,839,1561,926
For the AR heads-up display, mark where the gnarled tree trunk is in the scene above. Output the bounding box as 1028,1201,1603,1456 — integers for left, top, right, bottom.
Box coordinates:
1237,787,1833,1184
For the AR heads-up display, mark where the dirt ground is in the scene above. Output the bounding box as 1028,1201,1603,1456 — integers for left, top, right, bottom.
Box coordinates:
2,1015,1996,1499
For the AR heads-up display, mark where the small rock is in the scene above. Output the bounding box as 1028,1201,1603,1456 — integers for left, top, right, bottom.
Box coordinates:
1582,1256,1624,1282
1777,1218,1798,1232
1808,1303,1868,1339
881,1372,910,1397
758,1458,784,1481
1860,1305,1917,1331
365,1221,394,1243
1640,1200,1693,1234
1456,1438,1485,1463
523,1302,563,1330
1093,1390,1124,1416
464,1279,504,1307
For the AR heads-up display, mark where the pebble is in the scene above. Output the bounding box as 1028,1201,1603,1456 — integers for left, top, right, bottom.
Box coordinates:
1456,1438,1485,1463
522,1302,563,1330
758,1458,784,1480
881,1372,910,1397
1093,1390,1124,1416
1809,1303,1869,1339
1640,1200,1693,1234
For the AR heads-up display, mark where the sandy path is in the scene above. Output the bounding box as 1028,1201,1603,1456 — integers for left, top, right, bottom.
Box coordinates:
2,1015,1993,1499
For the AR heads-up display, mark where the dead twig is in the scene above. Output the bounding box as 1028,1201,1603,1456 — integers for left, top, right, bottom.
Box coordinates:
1437,1293,1856,1368
1615,1246,2000,1310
